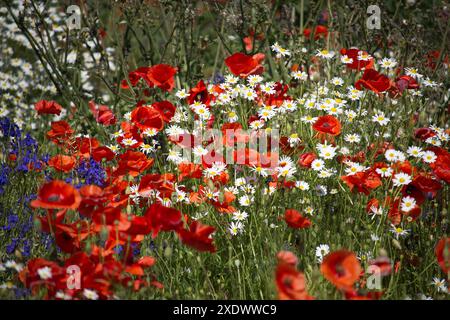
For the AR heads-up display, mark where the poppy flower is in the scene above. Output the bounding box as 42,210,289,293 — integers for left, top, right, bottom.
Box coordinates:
47,121,74,145
341,170,382,195
144,203,183,238
394,75,419,92
146,64,177,92
37,209,67,233
138,173,175,198
313,115,341,136
130,106,164,131
177,220,216,253
88,101,116,126
31,180,81,210
152,100,176,123
92,146,115,162
114,150,154,177
225,52,265,77
340,48,374,70
121,67,153,89
19,258,65,291
320,250,362,291
275,252,313,300
429,147,450,184
298,152,317,168
435,237,450,273
355,69,391,94
303,25,328,40
34,100,62,115
414,128,436,141
187,80,211,106
73,137,100,158
48,154,76,173
276,251,298,267
284,209,312,229
54,222,89,253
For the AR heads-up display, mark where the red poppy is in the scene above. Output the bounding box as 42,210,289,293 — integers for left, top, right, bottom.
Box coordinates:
414,127,436,141
284,209,312,229
73,137,100,158
355,69,391,94
152,100,176,123
225,52,265,77
394,75,419,92
187,80,211,106
313,115,341,136
31,180,81,210
130,106,164,131
35,100,62,115
144,203,183,238
177,220,216,253
37,209,67,233
19,258,65,292
275,252,313,300
48,154,76,173
47,121,74,145
121,67,153,88
147,64,177,92
114,150,154,177
277,251,298,267
340,48,374,70
341,170,382,195
92,146,116,162
435,237,450,273
303,25,328,40
298,152,317,168
429,147,450,184
138,173,175,198
88,101,116,126
177,162,203,181
320,250,362,291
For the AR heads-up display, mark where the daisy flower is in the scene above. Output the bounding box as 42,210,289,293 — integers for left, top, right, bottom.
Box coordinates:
392,172,412,187
316,49,335,59
401,196,416,213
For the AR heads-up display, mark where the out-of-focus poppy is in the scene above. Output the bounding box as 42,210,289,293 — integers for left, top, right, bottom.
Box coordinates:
88,101,116,126
340,48,374,70
35,100,62,115
435,237,450,273
275,251,313,300
48,154,76,173
31,180,81,210
284,209,312,229
320,250,362,291
144,203,183,238
303,25,328,40
225,52,265,78
177,220,216,253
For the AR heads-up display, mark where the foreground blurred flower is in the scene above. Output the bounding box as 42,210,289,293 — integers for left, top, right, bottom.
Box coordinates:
435,237,450,274
31,180,81,210
275,251,313,300
177,220,216,253
284,209,312,229
320,250,362,292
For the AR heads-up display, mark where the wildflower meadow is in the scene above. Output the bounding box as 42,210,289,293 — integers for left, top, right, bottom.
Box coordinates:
0,0,449,305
